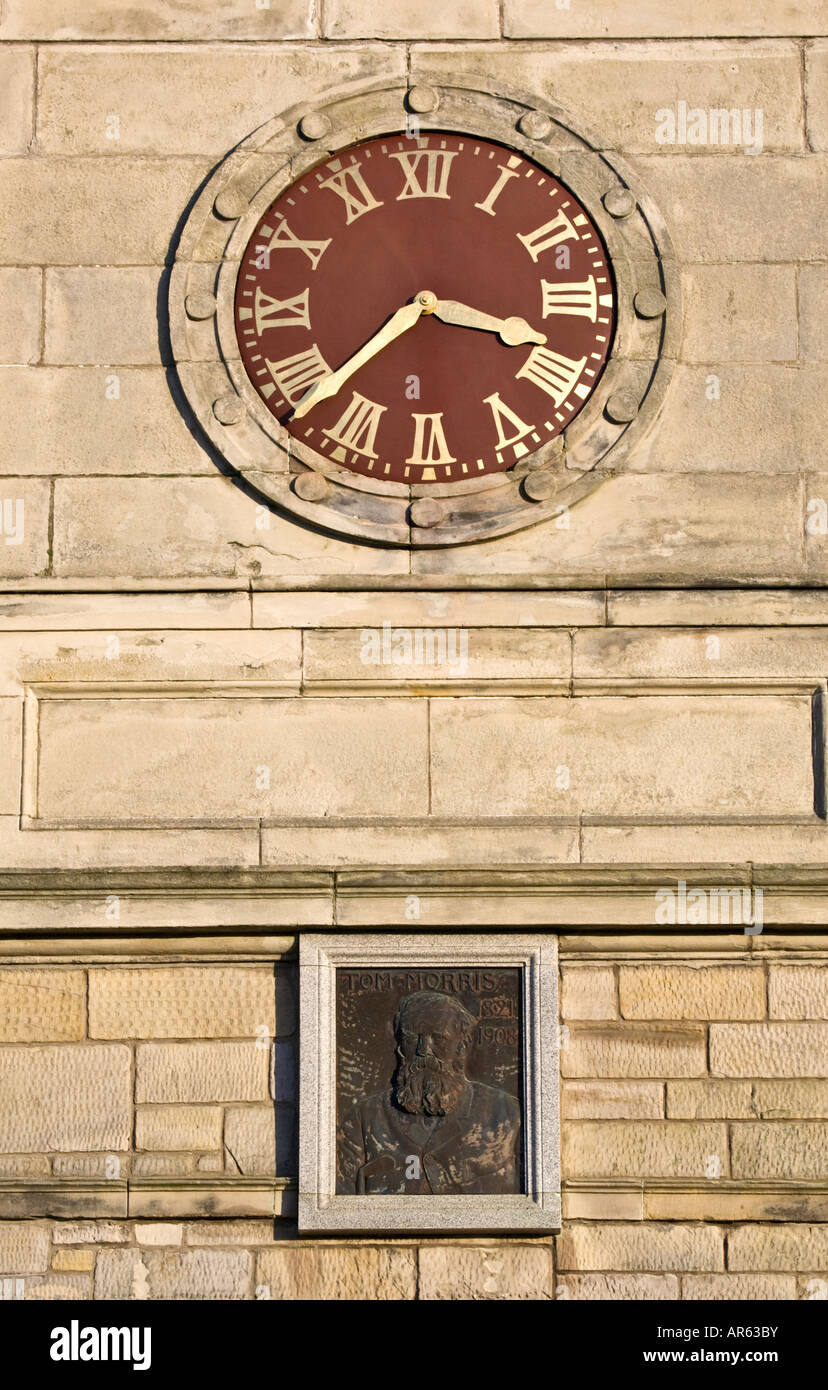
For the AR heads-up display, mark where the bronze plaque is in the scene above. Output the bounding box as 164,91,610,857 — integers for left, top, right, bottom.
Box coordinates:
335,966,523,1196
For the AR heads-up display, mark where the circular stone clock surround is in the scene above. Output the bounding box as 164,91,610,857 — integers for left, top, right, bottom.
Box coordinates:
169,76,679,548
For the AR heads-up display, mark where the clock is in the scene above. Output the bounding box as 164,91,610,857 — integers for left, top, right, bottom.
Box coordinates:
170,78,677,545
233,132,616,486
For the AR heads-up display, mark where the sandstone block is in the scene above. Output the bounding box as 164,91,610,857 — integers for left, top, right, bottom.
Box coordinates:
36,694,428,821
135,1106,222,1153
183,1221,275,1246
751,1080,828,1118
563,1121,727,1178
619,965,765,1020
562,1081,664,1120
800,265,828,361
0,968,85,1042
37,45,403,155
52,1248,95,1272
0,158,210,265
0,367,214,476
768,966,828,1019
558,1273,678,1299
0,1044,130,1152
135,1042,269,1104
90,966,276,1039
131,1154,193,1176
681,1273,796,1300
0,480,50,578
327,0,497,38
729,1224,828,1272
95,1247,251,1300
666,1081,754,1119
806,42,828,150
710,1022,828,1076
503,1,826,36
419,1245,553,1300
52,1223,127,1244
0,1222,50,1274
561,1024,706,1078
258,1246,416,1301
680,264,797,363
44,268,163,366
0,270,41,364
634,156,828,263
731,1122,828,1179
1,0,314,37
135,1224,183,1246
0,47,33,155
24,1273,92,1300
561,966,617,1020
224,1107,276,1176
557,1223,723,1272
303,627,570,690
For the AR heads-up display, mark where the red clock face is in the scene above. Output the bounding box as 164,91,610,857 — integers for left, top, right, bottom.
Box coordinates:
234,131,615,485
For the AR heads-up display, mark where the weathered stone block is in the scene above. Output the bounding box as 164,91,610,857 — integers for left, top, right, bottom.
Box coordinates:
561,966,617,1020
729,1224,828,1272
0,270,41,364
0,1222,50,1274
681,1273,796,1299
0,0,315,38
563,1081,664,1119
800,265,828,360
258,1246,416,1301
0,47,33,155
680,264,797,362
503,1,827,37
558,1273,678,1299
36,694,428,821
666,1080,754,1119
52,1223,127,1245
619,965,765,1020
751,1080,828,1118
561,1024,706,1078
768,966,828,1019
135,1106,222,1153
224,1107,276,1175
0,367,214,476
183,1221,274,1246
135,1042,269,1104
44,268,164,366
419,1245,553,1300
135,1224,183,1246
0,158,210,265
52,1248,96,1271
37,44,404,155
731,1122,828,1179
89,966,276,1039
557,1223,723,1272
563,1121,727,1178
0,1044,131,1152
806,42,828,150
0,480,50,578
303,627,570,689
95,1247,251,1300
0,969,85,1042
710,1022,828,1076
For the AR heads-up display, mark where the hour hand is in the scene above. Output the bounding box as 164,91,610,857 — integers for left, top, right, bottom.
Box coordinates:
432,299,546,347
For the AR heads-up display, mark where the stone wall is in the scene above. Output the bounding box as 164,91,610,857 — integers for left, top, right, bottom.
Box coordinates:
1,1,827,1299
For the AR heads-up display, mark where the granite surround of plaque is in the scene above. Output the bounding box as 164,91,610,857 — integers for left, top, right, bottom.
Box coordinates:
299,935,559,1233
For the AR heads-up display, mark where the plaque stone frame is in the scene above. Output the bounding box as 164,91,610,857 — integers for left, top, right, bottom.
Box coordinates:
298,933,560,1234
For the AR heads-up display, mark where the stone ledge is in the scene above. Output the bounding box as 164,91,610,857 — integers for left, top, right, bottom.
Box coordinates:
0,1178,295,1220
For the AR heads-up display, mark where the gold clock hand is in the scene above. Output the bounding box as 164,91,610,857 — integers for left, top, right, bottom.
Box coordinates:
292,290,436,419
432,299,547,347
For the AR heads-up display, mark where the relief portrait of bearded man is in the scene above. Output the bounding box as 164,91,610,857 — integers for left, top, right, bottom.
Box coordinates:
336,990,522,1195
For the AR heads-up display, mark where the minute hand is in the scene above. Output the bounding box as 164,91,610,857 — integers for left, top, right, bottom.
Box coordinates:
432,299,546,347
293,297,426,419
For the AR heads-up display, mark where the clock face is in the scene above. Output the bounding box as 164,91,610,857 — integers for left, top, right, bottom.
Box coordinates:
234,131,616,485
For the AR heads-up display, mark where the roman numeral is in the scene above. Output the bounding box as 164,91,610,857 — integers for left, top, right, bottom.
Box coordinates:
483,392,535,460
264,216,331,270
540,276,598,322
406,413,456,466
265,344,331,404
516,345,588,406
391,149,457,201
474,155,522,216
254,285,310,334
319,161,383,224
323,391,386,460
517,208,578,262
